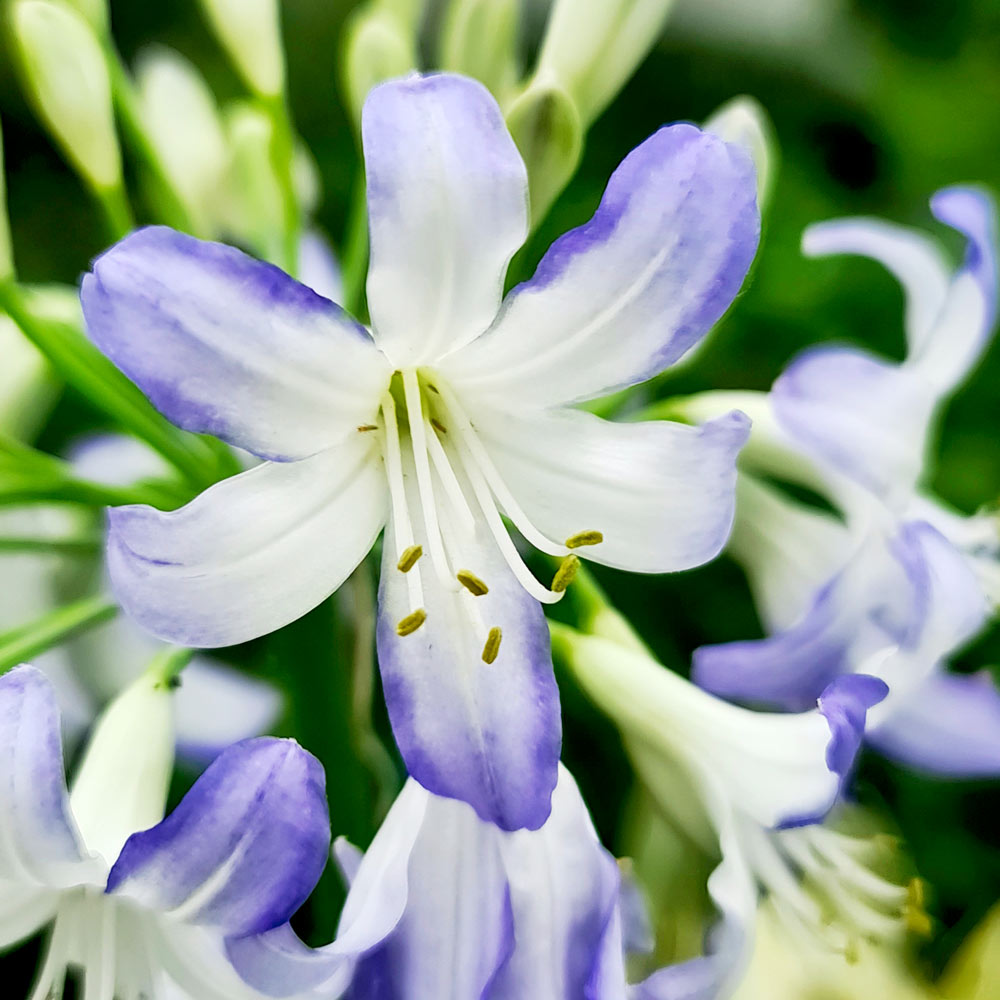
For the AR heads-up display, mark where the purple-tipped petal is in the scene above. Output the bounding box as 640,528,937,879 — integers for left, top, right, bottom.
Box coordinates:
444,123,759,407
471,405,750,574
363,74,528,367
0,666,94,888
82,226,390,461
106,434,387,647
107,737,330,936
869,671,1000,778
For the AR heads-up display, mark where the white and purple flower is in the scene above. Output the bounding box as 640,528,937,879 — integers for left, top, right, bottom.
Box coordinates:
691,187,1000,779
80,72,759,831
0,664,329,1000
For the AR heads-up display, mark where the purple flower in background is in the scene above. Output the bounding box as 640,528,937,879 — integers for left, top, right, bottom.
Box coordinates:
692,187,1000,780
0,665,329,1000
80,72,759,831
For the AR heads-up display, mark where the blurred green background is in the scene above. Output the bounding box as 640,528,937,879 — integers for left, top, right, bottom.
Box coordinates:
2,0,999,987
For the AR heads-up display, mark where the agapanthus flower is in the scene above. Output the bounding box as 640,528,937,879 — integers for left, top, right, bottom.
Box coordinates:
0,664,329,1000
553,617,890,999
81,72,759,830
690,187,1000,777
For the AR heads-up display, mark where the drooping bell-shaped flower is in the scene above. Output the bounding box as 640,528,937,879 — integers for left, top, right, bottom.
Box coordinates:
81,72,759,830
0,664,330,1000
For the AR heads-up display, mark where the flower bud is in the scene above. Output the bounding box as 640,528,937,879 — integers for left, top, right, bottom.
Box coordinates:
440,0,520,103
198,0,285,98
9,0,122,192
136,47,229,238
70,664,176,864
61,0,107,34
704,95,776,210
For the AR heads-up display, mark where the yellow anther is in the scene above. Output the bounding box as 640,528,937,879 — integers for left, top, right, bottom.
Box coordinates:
430,417,448,434
903,878,932,937
552,554,580,593
565,530,603,549
482,626,502,664
357,424,378,432
457,570,489,596
396,545,423,573
396,609,427,636
426,383,440,394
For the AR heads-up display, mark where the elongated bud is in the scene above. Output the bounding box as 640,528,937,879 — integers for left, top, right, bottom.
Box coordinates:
70,664,176,863
9,0,122,192
704,95,776,211
0,118,13,280
342,5,418,128
440,0,520,103
198,0,285,98
136,47,229,238
61,0,107,34
506,75,582,227
536,0,676,126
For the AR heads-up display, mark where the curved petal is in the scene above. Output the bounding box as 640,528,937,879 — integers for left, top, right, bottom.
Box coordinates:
0,666,95,888
492,764,625,1000
443,124,759,407
348,788,514,1000
82,226,390,461
106,434,387,647
363,74,528,367
472,405,750,574
771,345,934,502
869,670,1000,778
0,881,59,949
376,449,560,832
107,737,330,937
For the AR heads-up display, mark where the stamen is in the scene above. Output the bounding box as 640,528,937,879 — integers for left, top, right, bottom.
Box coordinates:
482,627,502,664
396,609,427,636
566,530,604,549
904,879,932,937
424,424,476,534
357,424,379,432
457,570,489,596
430,417,447,434
30,906,71,1000
552,554,580,592
397,545,423,573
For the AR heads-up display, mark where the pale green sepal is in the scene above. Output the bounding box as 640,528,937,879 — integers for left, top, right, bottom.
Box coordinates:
198,0,285,98
60,0,107,34
342,6,418,129
8,0,122,192
704,95,777,212
69,656,181,864
505,76,583,228
440,0,520,104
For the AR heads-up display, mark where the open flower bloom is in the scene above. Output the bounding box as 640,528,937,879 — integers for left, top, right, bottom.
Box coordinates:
80,72,759,830
690,187,1000,778
228,764,634,999
0,665,330,1000
553,620,890,1000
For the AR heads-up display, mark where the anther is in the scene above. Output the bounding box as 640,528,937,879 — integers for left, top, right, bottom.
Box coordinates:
396,609,427,636
565,530,604,549
482,626,502,664
397,545,423,573
430,417,448,434
426,384,440,394
357,424,379,432
457,570,489,596
903,879,932,937
552,554,580,593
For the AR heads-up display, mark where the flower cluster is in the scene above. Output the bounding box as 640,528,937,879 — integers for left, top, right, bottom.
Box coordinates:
0,2,997,999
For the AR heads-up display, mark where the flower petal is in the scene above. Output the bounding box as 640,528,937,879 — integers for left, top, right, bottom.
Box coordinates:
472,405,750,573
491,764,625,1000
0,881,59,949
107,737,330,937
106,433,387,647
0,666,95,888
376,451,560,831
443,123,759,407
363,74,528,366
869,670,1000,778
82,226,390,461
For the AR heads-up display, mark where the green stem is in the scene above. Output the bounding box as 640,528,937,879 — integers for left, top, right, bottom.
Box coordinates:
146,645,195,688
93,181,134,242
340,173,369,317
0,596,118,673
0,536,100,556
262,95,301,275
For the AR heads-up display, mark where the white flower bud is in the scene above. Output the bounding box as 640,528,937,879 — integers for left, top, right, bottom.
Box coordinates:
704,95,776,210
136,47,229,238
199,0,285,98
342,6,418,127
70,666,176,864
61,0,108,34
9,0,122,192
440,0,520,103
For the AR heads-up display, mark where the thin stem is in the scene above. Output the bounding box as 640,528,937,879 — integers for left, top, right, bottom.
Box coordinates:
340,173,369,317
261,95,301,275
0,596,118,673
146,645,195,688
93,181,134,242
0,536,100,556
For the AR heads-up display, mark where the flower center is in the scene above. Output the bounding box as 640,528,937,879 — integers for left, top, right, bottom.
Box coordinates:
375,368,601,663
